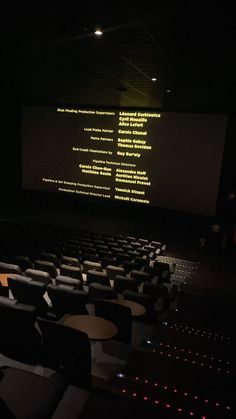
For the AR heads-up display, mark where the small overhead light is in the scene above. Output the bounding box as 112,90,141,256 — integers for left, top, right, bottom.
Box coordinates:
151,77,157,82
94,29,103,36
166,89,172,93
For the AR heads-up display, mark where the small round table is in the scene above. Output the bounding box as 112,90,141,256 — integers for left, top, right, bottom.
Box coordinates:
110,299,146,317
63,314,118,341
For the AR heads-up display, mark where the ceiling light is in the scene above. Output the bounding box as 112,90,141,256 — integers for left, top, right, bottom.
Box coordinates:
166,89,172,93
151,78,157,82
94,29,103,36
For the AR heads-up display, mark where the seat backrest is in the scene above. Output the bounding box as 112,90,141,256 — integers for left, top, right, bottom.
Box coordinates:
0,261,22,275
56,275,83,290
25,268,52,285
34,260,58,278
38,318,91,389
130,270,151,285
83,261,102,274
61,256,80,267
123,290,154,322
46,284,88,318
8,276,48,315
8,255,33,271
94,300,132,344
106,265,125,280
122,261,139,274
86,270,110,286
60,264,83,280
41,252,61,268
88,283,117,302
0,296,41,363
114,275,138,294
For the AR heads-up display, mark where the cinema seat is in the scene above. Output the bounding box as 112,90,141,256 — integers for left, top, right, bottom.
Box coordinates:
60,264,83,280
94,299,132,344
0,296,41,363
55,275,83,290
0,366,69,419
83,261,102,273
7,275,48,316
130,270,151,286
46,284,88,318
86,270,110,286
0,261,22,275
88,283,117,302
38,318,92,389
114,275,139,294
8,254,33,271
25,268,52,285
34,260,58,278
106,265,125,280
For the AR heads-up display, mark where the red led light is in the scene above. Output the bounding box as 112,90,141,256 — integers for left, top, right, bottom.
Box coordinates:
204,400,208,403
173,389,178,393
194,396,198,399
166,404,171,408
226,406,230,410
154,383,158,386
132,393,137,397
189,412,194,416
154,400,159,404
177,408,183,412
144,380,148,383
143,396,148,401
216,402,220,406
135,377,139,380
184,393,188,396
164,386,168,390
122,389,126,393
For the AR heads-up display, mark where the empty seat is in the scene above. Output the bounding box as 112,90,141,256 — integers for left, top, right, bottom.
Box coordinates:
134,256,149,268
143,281,169,312
38,318,91,389
136,247,150,256
123,290,154,322
0,261,22,275
88,283,117,301
86,270,110,286
106,265,125,280
46,283,88,318
41,252,61,268
0,296,41,363
60,264,83,280
81,253,100,263
114,275,139,294
25,268,52,285
56,275,83,290
0,366,69,419
83,261,102,273
101,256,117,269
151,240,162,248
94,299,132,344
7,275,48,316
34,260,58,278
130,270,151,285
61,255,80,267
138,238,149,246
143,265,160,278
8,255,33,271
122,261,139,274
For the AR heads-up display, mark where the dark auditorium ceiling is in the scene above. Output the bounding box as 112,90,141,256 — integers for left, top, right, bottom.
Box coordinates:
1,1,235,113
